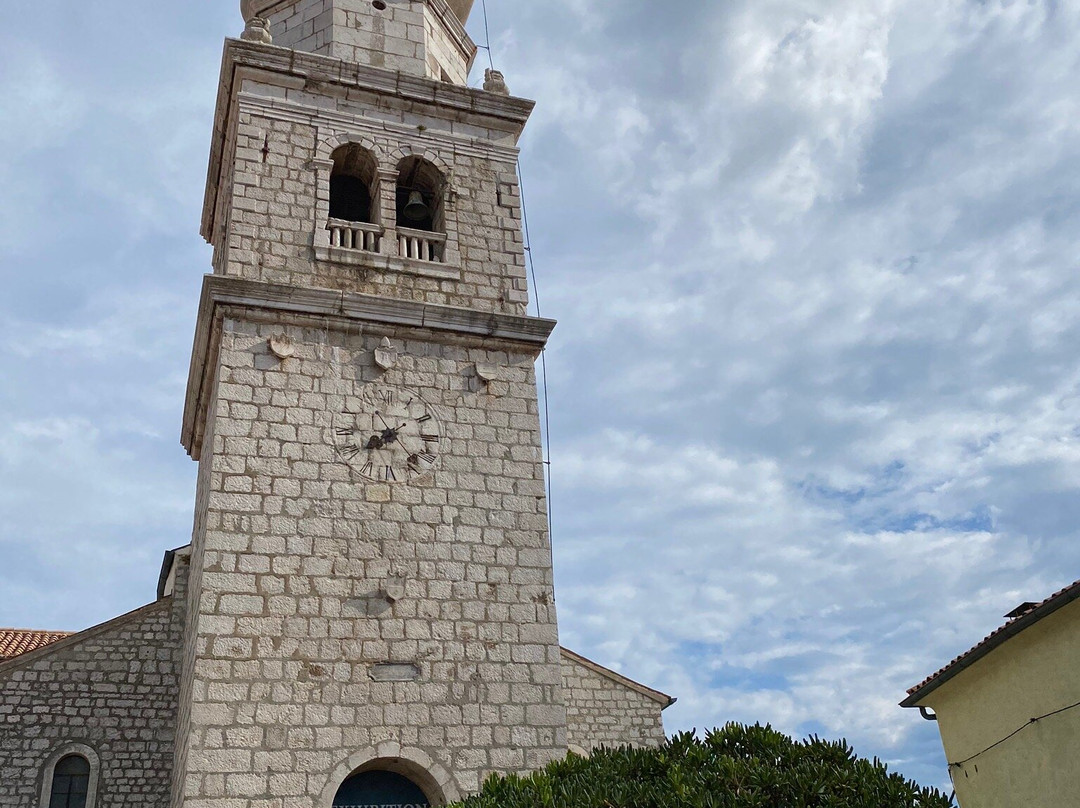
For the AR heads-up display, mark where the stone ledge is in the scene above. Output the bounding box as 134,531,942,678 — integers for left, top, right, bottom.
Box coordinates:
181,274,557,460
314,246,462,280
223,38,535,130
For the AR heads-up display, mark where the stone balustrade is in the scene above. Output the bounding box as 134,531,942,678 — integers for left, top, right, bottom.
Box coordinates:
397,226,447,263
328,219,383,253
326,221,448,264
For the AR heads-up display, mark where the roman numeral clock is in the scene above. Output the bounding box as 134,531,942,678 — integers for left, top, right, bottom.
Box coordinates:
335,384,443,483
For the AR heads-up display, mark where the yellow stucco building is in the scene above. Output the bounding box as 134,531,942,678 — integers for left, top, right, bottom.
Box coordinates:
902,579,1080,807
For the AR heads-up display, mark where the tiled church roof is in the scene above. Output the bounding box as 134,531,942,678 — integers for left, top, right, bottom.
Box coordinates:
0,629,71,661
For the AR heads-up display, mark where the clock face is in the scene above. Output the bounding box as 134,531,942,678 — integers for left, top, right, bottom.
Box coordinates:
334,384,443,483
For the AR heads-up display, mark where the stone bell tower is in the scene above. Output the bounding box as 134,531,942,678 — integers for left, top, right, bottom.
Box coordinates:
173,1,564,805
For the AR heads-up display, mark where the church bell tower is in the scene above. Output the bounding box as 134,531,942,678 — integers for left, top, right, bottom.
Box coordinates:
175,1,565,804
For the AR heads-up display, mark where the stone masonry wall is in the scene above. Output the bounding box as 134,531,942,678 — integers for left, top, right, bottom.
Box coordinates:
423,3,471,85
169,424,219,808
561,654,668,753
0,593,185,808
217,83,530,316
265,0,336,58
264,0,462,81
173,313,566,806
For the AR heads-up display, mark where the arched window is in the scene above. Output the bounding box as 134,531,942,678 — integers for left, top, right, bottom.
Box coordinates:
49,755,91,808
330,144,378,224
395,156,443,233
327,144,382,253
333,769,431,808
395,156,446,262
39,744,100,808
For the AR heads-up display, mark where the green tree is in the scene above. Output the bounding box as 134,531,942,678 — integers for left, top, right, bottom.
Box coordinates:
451,724,950,808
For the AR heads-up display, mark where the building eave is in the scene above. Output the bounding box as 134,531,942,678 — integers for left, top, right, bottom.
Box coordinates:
901,578,1080,708
157,545,193,601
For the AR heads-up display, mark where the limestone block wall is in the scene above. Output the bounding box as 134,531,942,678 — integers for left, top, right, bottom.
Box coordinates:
264,0,336,57
215,81,530,316
263,0,470,81
169,444,218,808
423,2,472,85
173,314,566,805
561,652,669,752
0,595,185,808
328,1,427,75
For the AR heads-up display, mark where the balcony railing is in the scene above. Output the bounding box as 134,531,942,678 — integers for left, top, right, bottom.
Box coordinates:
327,218,383,253
397,226,447,264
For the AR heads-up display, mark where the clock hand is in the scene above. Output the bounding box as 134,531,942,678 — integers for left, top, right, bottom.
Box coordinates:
373,422,410,447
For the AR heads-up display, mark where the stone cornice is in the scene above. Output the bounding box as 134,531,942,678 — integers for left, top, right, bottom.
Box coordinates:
201,38,535,243
426,0,476,66
234,92,523,164
181,275,556,459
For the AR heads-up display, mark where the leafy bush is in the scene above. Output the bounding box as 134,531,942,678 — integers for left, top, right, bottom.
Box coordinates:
451,724,950,808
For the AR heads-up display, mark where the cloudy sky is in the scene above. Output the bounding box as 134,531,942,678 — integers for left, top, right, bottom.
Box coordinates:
3,0,1080,792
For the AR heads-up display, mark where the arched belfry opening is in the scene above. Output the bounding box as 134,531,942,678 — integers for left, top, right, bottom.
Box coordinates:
395,156,446,262
327,143,382,253
330,144,378,224
333,769,432,808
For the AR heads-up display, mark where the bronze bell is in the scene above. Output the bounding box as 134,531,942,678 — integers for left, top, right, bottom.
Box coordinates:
403,190,430,221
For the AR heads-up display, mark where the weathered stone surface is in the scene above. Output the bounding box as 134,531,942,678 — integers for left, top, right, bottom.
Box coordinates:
561,651,670,753
247,0,476,85
174,315,567,804
370,663,422,682
0,567,187,807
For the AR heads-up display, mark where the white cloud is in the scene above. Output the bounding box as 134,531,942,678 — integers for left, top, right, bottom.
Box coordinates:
0,0,1078,792
0,47,88,254
502,0,1080,787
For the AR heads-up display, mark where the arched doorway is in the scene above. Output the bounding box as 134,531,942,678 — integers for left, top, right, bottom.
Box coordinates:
333,770,431,808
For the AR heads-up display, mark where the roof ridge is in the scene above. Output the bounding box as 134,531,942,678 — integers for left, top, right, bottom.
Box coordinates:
0,628,72,634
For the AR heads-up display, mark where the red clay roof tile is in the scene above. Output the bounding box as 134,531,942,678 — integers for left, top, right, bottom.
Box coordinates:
903,578,1080,707
0,629,71,661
